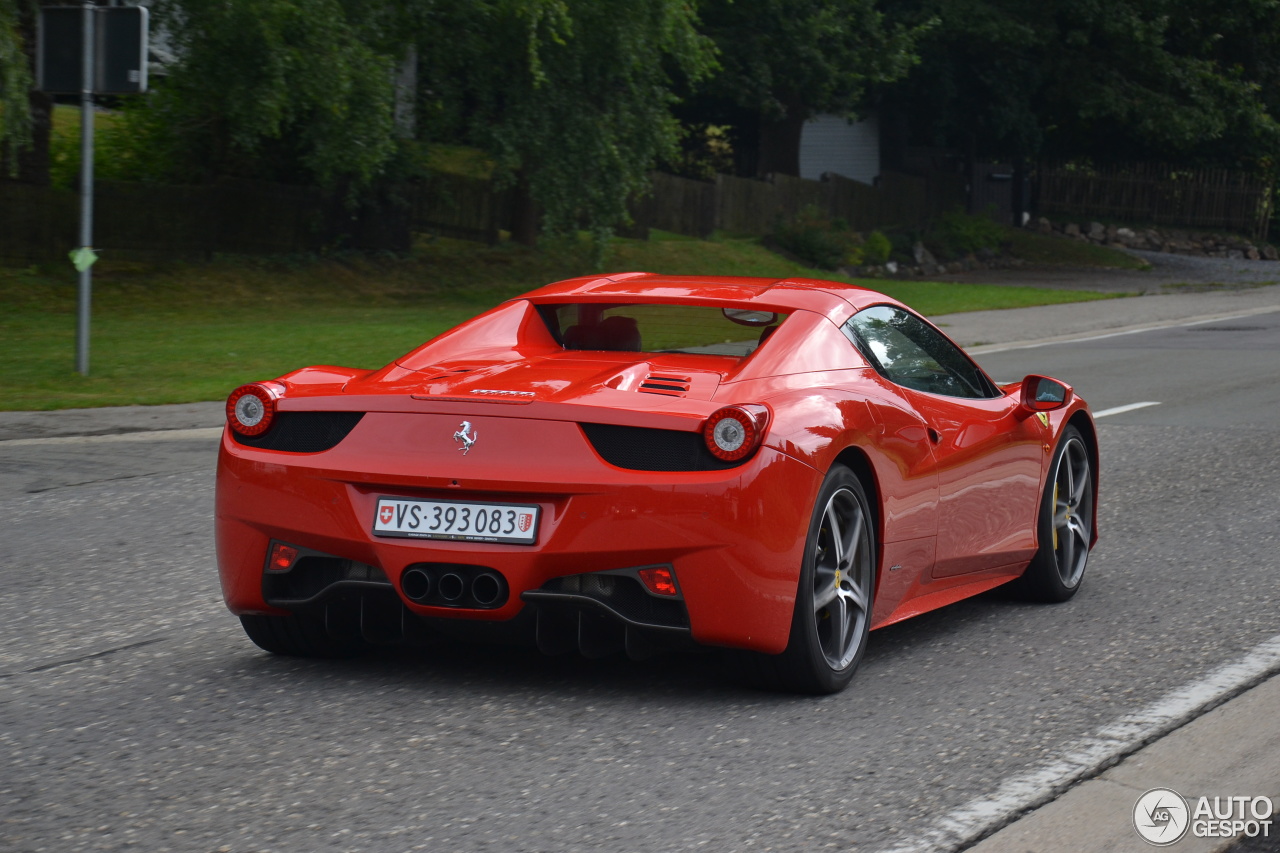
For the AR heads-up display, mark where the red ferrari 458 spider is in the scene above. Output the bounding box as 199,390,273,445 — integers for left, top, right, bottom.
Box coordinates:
216,273,1098,693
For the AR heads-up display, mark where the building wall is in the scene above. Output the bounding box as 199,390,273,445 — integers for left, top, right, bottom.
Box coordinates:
799,114,880,185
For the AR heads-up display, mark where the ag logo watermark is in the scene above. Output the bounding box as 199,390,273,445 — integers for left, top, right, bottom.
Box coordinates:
1133,787,1274,846
1134,788,1190,845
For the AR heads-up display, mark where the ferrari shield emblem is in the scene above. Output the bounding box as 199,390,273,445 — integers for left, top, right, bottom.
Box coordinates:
1036,412,1050,428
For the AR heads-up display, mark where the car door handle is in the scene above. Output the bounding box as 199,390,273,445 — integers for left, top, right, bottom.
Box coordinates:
927,428,942,444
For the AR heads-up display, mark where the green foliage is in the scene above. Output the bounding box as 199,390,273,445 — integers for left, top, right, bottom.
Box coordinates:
685,0,930,175
48,105,151,190
421,0,716,245
0,0,32,173
700,0,929,122
771,206,865,269
126,0,406,191
662,124,735,181
863,230,892,264
929,210,1006,257
885,0,1280,166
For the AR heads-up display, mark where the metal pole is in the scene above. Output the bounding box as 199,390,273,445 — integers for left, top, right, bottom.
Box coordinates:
76,2,95,376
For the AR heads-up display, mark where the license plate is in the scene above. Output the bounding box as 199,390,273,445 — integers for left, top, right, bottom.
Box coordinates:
373,497,539,544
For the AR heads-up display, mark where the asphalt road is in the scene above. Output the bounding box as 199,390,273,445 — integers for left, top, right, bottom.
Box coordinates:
1,314,1278,853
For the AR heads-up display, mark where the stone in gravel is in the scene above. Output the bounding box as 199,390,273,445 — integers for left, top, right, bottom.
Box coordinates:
913,241,938,267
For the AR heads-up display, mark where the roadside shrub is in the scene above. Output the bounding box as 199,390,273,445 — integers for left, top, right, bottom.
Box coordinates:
863,230,891,265
771,206,863,270
931,210,1006,257
662,124,734,182
889,230,917,262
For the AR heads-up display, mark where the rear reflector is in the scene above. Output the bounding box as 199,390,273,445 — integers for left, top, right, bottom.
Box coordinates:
638,566,679,597
268,543,299,572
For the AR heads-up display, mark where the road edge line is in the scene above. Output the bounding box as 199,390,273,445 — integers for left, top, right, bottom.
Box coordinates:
877,633,1280,853
0,427,223,447
966,304,1280,355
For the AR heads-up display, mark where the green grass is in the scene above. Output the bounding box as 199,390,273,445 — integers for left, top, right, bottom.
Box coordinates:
50,104,132,190
1004,228,1150,269
423,144,496,180
0,233,1115,411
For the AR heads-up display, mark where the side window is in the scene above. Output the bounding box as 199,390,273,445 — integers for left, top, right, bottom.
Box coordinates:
843,305,997,399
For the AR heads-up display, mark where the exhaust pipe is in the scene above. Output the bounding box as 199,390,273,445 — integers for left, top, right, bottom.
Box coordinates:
401,567,431,602
438,572,466,602
471,572,503,607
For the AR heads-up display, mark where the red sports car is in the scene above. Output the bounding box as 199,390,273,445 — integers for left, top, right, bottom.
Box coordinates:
216,273,1097,693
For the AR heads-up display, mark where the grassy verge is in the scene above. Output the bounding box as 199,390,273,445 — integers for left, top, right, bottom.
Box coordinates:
1,233,1116,411
1004,228,1150,269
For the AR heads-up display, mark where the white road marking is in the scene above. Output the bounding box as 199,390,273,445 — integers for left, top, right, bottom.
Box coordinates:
1092,401,1162,418
0,427,223,448
966,304,1280,355
879,632,1280,853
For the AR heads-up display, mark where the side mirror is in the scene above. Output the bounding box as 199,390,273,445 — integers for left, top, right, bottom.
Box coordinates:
1020,375,1073,412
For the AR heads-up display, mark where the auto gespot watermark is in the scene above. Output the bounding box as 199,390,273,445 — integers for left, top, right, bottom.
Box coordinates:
1133,787,1274,845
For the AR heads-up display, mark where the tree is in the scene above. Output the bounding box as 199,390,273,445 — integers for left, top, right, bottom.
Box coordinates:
0,0,46,182
123,0,411,192
689,0,928,177
881,0,1280,168
420,0,715,245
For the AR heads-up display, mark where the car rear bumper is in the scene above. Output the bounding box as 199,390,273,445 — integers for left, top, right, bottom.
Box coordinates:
215,412,820,654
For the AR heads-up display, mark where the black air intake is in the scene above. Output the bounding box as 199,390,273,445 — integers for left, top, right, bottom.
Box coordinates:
233,411,364,452
580,422,741,472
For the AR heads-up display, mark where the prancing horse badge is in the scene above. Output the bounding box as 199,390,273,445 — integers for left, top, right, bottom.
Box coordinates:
453,421,478,455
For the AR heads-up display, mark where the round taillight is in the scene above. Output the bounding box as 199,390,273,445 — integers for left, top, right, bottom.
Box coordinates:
226,383,279,436
704,405,768,462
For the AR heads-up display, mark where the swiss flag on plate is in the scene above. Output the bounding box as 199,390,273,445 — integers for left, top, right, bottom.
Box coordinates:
379,505,394,524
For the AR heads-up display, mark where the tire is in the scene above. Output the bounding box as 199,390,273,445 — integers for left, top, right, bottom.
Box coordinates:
747,465,876,695
1014,425,1094,603
239,613,366,658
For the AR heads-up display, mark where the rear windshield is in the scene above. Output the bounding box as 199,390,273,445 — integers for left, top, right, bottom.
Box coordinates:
538,303,787,358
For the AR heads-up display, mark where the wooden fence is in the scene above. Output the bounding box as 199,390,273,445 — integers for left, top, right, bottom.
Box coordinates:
642,169,963,239
0,178,406,262
1037,162,1273,238
410,172,510,244
1,167,964,263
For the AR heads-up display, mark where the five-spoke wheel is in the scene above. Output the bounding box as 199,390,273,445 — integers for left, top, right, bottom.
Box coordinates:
763,464,876,694
1016,425,1095,602
809,482,874,672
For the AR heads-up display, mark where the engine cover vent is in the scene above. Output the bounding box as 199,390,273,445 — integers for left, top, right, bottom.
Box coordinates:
638,374,692,396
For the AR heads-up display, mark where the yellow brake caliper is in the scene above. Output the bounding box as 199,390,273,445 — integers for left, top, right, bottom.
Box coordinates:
1053,482,1060,550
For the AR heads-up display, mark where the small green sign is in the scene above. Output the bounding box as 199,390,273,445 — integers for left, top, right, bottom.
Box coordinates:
70,246,99,272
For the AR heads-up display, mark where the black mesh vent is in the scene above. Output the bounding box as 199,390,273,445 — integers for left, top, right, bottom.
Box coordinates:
233,411,365,452
580,422,740,471
541,573,688,629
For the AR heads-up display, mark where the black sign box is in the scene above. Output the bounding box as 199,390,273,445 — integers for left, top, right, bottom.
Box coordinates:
37,6,150,95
